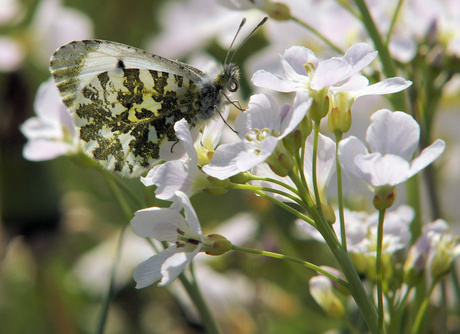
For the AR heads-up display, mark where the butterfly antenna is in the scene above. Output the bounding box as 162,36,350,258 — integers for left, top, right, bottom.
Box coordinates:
227,16,268,65
224,18,247,65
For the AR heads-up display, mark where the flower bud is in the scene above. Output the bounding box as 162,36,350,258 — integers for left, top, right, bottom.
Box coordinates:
202,234,232,256
309,275,345,318
373,186,396,210
203,176,230,195
266,141,295,177
263,1,291,21
327,106,352,134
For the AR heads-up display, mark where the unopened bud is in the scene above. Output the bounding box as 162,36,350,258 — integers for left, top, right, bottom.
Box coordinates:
202,234,232,256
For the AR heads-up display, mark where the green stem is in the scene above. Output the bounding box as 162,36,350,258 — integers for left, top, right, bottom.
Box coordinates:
246,173,301,197
385,0,405,44
411,278,440,334
96,226,127,334
231,244,348,287
311,122,323,214
290,16,344,54
177,274,221,334
288,172,382,333
334,132,347,251
353,0,406,110
229,183,304,208
376,209,387,331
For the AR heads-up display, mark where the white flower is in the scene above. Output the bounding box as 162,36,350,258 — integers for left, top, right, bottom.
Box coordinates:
338,109,445,191
131,191,231,288
203,91,312,179
252,43,410,97
20,78,79,161
131,192,205,288
309,274,345,318
297,205,414,278
297,205,413,255
141,119,228,200
404,219,460,284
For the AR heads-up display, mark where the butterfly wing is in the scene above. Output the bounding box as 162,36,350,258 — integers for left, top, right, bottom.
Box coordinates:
50,40,208,176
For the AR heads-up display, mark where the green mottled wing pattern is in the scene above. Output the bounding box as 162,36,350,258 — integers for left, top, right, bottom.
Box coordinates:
50,40,211,176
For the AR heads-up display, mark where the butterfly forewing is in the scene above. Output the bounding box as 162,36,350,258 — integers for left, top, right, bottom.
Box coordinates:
50,39,239,176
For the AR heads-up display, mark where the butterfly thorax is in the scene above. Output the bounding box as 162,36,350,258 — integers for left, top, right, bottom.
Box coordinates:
196,63,239,121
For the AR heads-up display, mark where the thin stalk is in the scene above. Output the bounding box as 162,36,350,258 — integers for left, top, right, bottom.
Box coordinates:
229,183,304,208
231,244,349,287
353,0,406,110
246,173,301,197
334,132,347,251
376,209,387,331
288,171,382,333
250,188,316,227
385,0,405,44
96,226,127,334
411,278,440,334
177,274,221,334
289,16,344,54
311,122,323,215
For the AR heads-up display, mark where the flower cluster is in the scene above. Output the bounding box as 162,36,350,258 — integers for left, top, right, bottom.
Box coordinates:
18,2,459,331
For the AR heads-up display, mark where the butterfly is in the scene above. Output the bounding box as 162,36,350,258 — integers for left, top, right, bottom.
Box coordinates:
49,18,267,177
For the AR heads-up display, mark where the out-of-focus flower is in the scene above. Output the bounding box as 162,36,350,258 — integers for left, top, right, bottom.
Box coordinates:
309,274,345,318
338,109,445,208
404,219,460,285
0,0,92,72
131,191,231,288
297,205,414,278
203,92,312,179
20,78,79,161
147,0,265,59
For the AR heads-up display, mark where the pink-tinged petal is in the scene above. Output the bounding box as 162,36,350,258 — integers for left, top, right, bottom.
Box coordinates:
251,69,297,92
235,94,280,135
173,191,203,237
20,117,63,141
150,160,192,200
354,77,412,97
311,58,352,89
330,75,369,92
236,136,279,171
23,139,74,161
203,141,249,179
279,90,312,138
342,43,377,72
366,109,419,160
354,154,410,187
408,139,445,178
131,207,189,242
282,46,317,76
338,136,369,177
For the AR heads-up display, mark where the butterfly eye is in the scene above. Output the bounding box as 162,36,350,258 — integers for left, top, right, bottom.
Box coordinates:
228,80,239,92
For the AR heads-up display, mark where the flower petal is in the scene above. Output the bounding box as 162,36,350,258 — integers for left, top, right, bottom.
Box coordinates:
279,90,312,138
366,109,419,160
235,94,280,134
133,245,200,288
408,139,445,178
354,153,410,187
131,207,190,242
251,69,296,92
173,191,203,237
